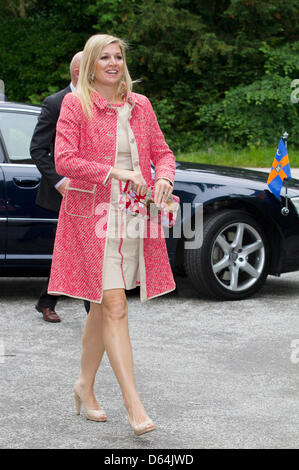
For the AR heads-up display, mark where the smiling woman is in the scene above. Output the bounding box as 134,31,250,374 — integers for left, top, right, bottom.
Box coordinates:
75,34,133,117
94,43,124,93
47,33,176,438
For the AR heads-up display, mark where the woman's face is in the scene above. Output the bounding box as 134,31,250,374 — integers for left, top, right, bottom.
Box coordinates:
94,43,124,89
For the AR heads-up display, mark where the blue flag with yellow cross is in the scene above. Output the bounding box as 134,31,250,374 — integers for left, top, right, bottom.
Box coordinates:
267,138,291,200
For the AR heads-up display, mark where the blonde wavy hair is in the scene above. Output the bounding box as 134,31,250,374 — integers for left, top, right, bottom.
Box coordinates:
76,34,133,118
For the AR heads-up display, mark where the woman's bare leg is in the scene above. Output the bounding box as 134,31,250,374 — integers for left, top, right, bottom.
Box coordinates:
73,302,106,411
101,288,152,424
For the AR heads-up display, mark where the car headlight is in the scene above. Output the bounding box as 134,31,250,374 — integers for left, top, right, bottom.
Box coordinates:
291,196,299,216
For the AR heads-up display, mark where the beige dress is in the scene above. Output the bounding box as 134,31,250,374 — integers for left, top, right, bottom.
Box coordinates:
102,102,141,291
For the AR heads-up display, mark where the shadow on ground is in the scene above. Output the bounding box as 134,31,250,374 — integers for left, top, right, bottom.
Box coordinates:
1,272,298,303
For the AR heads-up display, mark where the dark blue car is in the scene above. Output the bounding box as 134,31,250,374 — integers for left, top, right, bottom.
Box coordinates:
1,101,299,300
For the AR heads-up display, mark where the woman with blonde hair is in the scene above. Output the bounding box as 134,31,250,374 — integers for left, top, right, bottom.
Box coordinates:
48,34,176,436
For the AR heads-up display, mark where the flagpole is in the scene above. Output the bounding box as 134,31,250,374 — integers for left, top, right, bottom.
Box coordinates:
281,131,289,216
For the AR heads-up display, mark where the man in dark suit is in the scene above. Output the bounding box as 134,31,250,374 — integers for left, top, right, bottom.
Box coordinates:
30,51,83,322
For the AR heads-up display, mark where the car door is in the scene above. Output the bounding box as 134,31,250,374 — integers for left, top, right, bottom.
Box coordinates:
0,107,57,268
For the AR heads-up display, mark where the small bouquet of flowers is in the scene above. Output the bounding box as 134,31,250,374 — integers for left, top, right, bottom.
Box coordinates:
119,181,180,227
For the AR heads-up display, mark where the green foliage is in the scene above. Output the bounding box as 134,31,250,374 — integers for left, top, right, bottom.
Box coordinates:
28,86,60,105
0,0,298,149
196,75,298,146
177,144,299,168
150,97,177,148
87,0,130,28
0,16,85,104
261,42,299,77
196,42,299,147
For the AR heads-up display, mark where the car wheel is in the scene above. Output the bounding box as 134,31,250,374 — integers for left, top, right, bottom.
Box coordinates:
184,209,269,300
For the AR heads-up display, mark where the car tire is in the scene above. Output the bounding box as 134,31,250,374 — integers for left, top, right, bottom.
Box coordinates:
184,209,269,300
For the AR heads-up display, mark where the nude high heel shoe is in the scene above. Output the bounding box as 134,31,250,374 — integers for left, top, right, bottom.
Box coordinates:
127,414,156,436
74,393,107,422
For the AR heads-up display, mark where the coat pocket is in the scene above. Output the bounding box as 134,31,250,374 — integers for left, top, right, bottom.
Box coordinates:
64,179,97,219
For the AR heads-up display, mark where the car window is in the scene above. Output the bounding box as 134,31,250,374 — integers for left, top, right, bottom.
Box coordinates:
0,111,38,163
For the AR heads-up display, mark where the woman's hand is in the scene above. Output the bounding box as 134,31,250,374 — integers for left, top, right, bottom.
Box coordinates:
109,168,147,196
130,171,147,196
154,178,173,206
56,177,70,197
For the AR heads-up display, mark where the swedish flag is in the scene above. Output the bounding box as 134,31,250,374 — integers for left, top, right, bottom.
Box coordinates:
267,138,291,200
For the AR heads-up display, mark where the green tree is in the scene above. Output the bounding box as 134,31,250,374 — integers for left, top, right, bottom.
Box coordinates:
0,0,298,149
196,42,299,146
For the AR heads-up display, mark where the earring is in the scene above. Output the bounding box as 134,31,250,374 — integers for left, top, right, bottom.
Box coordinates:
90,72,95,81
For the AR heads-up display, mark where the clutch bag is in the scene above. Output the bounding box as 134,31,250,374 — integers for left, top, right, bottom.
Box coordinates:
118,181,180,227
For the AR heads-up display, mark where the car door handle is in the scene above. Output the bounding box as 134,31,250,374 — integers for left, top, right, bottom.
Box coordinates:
13,177,40,187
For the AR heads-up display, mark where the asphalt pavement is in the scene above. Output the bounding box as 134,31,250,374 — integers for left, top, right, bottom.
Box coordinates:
1,166,299,450
1,270,299,449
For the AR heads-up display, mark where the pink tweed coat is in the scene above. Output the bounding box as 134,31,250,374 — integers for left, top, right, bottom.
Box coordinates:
48,90,176,303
